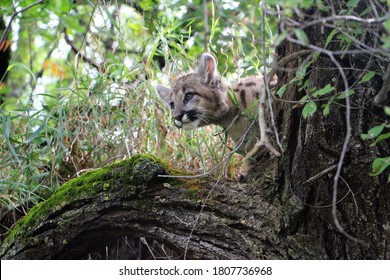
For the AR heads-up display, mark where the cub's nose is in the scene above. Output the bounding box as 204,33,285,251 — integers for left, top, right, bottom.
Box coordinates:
174,114,183,128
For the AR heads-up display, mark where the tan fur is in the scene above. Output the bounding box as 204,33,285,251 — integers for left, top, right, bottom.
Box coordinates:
156,53,277,176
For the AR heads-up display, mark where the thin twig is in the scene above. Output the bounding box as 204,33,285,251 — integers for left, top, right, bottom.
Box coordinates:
140,237,156,260
261,4,284,155
302,164,337,185
182,122,245,258
181,108,260,260
300,14,390,26
203,0,209,52
263,8,390,26
340,176,359,212
291,181,352,209
0,0,45,45
328,52,365,244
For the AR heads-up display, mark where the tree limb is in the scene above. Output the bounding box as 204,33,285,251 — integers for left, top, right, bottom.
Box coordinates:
0,155,325,260
63,30,103,72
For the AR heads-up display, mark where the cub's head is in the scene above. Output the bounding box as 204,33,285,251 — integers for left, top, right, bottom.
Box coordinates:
156,53,229,130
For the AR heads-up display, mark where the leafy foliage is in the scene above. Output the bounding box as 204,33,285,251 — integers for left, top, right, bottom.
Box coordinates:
361,110,390,181
0,0,278,213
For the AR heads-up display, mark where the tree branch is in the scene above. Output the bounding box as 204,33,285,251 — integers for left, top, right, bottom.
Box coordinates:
63,30,103,72
267,50,313,81
0,0,45,45
0,156,316,260
373,63,390,107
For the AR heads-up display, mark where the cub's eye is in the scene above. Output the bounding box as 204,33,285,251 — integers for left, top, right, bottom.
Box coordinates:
169,102,174,110
184,92,194,102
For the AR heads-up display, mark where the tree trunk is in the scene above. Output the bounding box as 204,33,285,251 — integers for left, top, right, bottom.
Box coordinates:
270,3,390,259
271,52,390,259
1,2,389,260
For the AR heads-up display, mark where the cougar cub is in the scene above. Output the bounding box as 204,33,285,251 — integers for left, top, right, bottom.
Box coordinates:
156,53,278,177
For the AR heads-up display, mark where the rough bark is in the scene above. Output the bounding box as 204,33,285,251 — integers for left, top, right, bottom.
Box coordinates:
269,3,390,259
271,50,390,259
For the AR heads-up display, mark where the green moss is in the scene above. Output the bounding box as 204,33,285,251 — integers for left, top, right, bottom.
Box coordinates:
1,154,172,248
110,154,162,173
184,188,201,200
102,183,110,191
0,153,204,259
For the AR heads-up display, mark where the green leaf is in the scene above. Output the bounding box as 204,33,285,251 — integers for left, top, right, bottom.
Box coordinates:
371,156,390,176
243,99,259,116
370,132,390,146
64,15,86,33
337,34,352,44
24,123,45,144
301,0,314,8
347,0,360,8
325,29,338,47
274,31,287,46
2,113,11,139
358,71,376,84
228,89,239,106
294,29,309,45
381,34,390,49
312,84,335,97
48,0,71,15
385,106,390,116
318,1,330,12
363,123,386,140
294,95,308,108
302,101,317,118
277,84,287,98
291,61,312,84
336,89,355,99
1,114,18,159
385,19,390,33
323,102,330,116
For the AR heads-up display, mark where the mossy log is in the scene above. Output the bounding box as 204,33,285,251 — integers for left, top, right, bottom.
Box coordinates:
0,154,312,260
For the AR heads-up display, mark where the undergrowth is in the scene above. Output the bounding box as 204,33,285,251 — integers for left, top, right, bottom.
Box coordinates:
0,0,272,223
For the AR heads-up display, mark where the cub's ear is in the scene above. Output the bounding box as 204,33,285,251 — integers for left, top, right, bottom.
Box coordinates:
156,85,171,105
198,53,219,85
